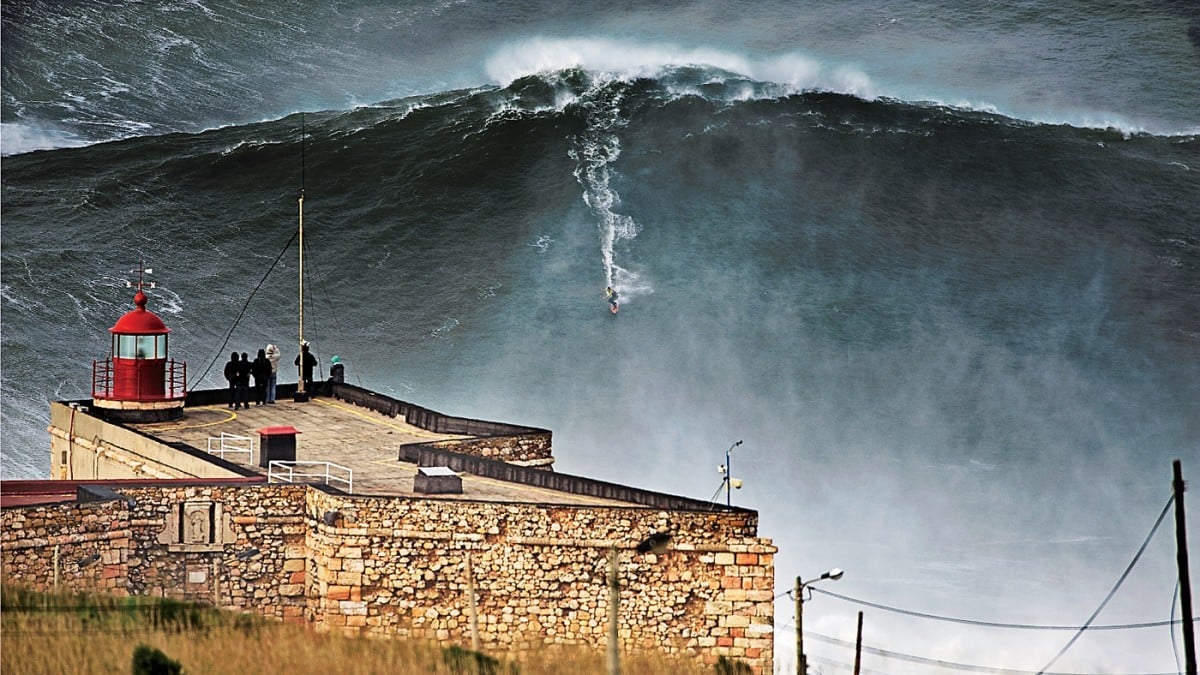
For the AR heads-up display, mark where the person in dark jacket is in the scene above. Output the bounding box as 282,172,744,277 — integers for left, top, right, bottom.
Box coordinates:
295,342,317,392
320,355,345,396
223,352,240,408
251,348,271,405
235,352,252,409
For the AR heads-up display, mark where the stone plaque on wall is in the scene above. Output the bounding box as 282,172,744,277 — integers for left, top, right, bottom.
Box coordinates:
157,500,238,552
183,502,213,545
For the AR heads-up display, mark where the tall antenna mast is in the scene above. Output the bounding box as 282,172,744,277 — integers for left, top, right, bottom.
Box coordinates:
296,113,308,400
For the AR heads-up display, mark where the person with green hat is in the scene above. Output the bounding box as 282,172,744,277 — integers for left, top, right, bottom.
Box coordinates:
328,354,345,388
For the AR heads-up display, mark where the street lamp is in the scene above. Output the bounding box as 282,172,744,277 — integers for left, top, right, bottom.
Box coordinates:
607,534,673,675
795,568,843,675
719,440,743,508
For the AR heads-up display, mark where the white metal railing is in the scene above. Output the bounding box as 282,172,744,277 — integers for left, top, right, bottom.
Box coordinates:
268,461,353,494
206,432,253,459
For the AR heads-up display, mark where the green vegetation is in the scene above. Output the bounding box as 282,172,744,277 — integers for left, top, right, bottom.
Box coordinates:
132,646,182,675
1,585,749,674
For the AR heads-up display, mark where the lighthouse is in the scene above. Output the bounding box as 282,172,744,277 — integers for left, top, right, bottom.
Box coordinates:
91,269,187,422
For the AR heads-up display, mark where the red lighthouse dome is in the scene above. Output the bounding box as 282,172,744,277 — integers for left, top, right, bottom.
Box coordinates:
112,289,168,335
92,275,187,422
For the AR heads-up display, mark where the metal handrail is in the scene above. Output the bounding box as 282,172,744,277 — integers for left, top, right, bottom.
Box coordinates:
206,432,253,459
267,461,353,494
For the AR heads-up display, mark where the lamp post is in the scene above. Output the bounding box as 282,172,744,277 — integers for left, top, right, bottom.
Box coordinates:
606,534,673,675
795,568,843,675
723,440,742,508
607,547,620,675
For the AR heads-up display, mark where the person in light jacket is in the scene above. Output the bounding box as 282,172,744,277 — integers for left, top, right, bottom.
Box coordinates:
264,343,281,403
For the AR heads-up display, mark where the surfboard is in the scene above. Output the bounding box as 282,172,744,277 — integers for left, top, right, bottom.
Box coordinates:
610,304,619,314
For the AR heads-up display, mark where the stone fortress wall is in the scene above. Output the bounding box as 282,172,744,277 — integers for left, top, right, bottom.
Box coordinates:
4,384,776,672
2,482,775,671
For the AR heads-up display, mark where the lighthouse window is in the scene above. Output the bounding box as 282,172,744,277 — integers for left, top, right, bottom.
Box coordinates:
136,335,156,358
115,335,162,358
117,335,138,358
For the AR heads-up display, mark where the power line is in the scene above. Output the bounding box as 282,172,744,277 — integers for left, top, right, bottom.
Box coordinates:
1035,495,1175,674
808,586,1193,631
1174,580,1184,675
784,494,1184,675
809,652,893,675
801,628,1179,675
190,229,299,390
297,224,353,384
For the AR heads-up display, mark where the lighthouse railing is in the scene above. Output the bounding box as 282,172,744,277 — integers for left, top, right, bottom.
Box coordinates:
91,360,113,399
167,360,187,399
92,358,188,401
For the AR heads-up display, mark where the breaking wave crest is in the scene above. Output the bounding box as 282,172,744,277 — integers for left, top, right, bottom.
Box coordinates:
486,37,877,100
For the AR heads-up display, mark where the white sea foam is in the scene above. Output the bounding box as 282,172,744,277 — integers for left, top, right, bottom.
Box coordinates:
476,282,501,299
0,281,48,314
149,286,185,316
485,37,1200,138
915,95,1181,137
430,316,459,341
0,123,90,156
566,82,649,298
527,235,555,251
486,36,877,101
487,38,741,85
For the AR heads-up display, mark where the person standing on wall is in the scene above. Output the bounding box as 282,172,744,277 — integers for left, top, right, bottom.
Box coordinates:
235,352,252,409
326,355,345,395
224,352,240,408
264,343,281,403
295,341,317,392
251,348,271,406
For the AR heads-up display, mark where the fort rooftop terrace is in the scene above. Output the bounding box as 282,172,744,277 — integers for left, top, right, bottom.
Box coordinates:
89,384,726,513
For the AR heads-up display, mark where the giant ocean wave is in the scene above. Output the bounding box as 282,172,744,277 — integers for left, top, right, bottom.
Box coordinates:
4,6,1199,670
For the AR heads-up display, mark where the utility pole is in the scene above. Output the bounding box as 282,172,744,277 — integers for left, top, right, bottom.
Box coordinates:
795,576,804,675
607,547,620,675
1174,459,1197,675
853,611,863,675
466,552,480,652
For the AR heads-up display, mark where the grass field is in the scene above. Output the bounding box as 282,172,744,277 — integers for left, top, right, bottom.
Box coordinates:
1,585,741,674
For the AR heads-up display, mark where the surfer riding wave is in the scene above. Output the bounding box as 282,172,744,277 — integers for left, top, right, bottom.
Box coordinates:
604,286,619,314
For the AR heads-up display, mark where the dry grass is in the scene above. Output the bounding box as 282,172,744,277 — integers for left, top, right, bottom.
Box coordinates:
1,585,713,675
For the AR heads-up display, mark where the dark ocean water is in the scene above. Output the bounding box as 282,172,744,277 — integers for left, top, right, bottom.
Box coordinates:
3,1,1199,671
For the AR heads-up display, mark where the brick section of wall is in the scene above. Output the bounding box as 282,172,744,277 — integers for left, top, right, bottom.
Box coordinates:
120,484,310,620
2,485,775,673
1,498,131,593
304,491,775,671
421,436,554,466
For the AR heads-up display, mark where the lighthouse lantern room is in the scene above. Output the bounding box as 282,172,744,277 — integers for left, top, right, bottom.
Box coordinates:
91,267,187,422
